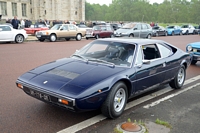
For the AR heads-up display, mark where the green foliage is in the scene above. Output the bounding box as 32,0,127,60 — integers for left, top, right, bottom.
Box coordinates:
85,0,200,24
155,118,172,129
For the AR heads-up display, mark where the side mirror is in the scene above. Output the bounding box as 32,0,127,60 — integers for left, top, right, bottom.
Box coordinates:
142,60,151,64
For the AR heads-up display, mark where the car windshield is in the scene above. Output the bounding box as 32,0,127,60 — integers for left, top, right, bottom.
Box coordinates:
122,23,136,29
51,24,62,30
93,26,101,30
73,40,136,67
167,26,175,29
181,25,188,28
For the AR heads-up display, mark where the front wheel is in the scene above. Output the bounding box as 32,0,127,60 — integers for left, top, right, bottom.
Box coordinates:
191,60,197,65
38,38,45,42
15,34,24,43
101,82,128,119
169,65,186,89
147,34,151,39
50,34,57,42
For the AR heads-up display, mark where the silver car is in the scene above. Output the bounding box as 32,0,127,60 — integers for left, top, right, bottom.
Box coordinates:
114,22,152,39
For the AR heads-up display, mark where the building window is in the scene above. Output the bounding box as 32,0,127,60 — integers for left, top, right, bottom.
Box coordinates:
22,3,27,17
12,3,17,16
0,2,7,16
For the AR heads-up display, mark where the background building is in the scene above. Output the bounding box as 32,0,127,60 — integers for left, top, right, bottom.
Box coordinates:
0,0,85,22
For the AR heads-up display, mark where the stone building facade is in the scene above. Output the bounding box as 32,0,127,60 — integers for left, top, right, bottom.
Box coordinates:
0,0,85,21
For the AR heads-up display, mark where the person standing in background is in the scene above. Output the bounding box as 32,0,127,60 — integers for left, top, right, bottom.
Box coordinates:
20,19,25,29
11,16,20,29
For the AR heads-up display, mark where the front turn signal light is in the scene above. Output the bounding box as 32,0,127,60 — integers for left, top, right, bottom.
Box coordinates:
58,99,69,105
17,83,23,89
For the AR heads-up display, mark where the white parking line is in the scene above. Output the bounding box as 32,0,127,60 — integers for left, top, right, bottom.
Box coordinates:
57,75,200,133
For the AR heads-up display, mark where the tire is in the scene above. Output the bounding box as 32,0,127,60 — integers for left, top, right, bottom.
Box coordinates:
76,34,82,41
65,38,70,41
110,34,114,38
39,39,45,42
86,37,89,40
169,65,186,89
147,34,151,39
95,34,99,39
156,32,158,37
129,34,134,37
172,31,174,36
15,34,24,43
185,30,189,35
50,34,57,42
101,82,128,119
191,60,197,65
165,32,168,36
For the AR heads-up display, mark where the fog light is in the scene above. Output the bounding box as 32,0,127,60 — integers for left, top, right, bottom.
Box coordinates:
17,83,23,89
58,99,69,105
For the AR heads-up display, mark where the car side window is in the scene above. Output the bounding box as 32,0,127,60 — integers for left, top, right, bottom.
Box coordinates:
142,24,147,30
157,43,172,58
62,25,68,30
69,25,76,30
142,44,161,60
0,26,11,31
135,46,143,65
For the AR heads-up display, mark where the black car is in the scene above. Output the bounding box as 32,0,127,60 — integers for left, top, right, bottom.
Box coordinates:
152,26,167,36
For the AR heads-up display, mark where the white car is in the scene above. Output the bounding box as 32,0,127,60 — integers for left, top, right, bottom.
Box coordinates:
0,25,28,43
181,24,195,35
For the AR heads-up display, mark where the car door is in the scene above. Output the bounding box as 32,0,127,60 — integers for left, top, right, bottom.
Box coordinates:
0,26,13,40
57,25,70,38
133,24,141,38
99,26,107,37
68,24,78,37
133,43,166,93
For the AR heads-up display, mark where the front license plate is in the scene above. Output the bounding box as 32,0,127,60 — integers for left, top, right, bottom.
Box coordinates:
30,90,50,101
37,35,41,37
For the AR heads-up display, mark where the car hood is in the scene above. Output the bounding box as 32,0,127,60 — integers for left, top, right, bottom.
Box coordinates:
188,42,200,48
18,58,125,96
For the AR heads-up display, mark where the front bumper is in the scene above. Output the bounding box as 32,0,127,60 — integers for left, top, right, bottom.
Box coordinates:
192,54,200,61
36,35,50,40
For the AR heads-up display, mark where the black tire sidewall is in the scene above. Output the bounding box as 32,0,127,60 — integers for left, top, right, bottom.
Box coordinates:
106,82,128,118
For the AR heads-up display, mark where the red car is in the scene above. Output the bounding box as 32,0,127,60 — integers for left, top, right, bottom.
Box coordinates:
86,25,114,39
24,24,49,35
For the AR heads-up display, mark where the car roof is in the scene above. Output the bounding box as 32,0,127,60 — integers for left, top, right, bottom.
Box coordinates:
97,38,165,46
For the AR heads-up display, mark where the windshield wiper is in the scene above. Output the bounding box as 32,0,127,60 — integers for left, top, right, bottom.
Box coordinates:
88,58,115,67
72,54,88,62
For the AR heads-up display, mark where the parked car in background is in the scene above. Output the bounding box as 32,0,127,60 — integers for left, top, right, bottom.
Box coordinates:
194,26,200,34
24,24,49,35
152,26,167,36
166,25,182,36
186,42,200,65
36,24,86,42
0,24,27,43
181,24,195,35
85,25,114,39
16,38,191,119
114,22,152,39
107,23,122,31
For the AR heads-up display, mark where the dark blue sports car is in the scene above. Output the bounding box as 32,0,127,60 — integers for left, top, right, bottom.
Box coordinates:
16,38,191,118
186,42,200,64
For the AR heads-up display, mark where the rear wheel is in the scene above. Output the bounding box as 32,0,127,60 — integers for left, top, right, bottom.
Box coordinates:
15,34,24,43
86,37,89,40
169,65,186,89
191,60,197,65
50,34,57,42
101,82,128,119
76,34,82,41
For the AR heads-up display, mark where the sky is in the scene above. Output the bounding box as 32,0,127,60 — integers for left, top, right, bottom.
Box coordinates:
86,0,164,5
